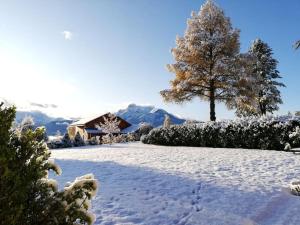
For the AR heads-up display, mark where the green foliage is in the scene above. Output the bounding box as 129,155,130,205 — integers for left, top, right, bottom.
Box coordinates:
142,117,300,151
0,103,97,225
0,103,20,224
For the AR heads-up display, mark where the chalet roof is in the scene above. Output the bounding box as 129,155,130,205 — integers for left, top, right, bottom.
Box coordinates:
70,113,112,126
69,113,131,128
70,116,99,126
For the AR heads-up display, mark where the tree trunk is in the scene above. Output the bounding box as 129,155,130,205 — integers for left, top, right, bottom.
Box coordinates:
210,97,216,121
259,103,266,115
209,80,216,121
258,91,266,115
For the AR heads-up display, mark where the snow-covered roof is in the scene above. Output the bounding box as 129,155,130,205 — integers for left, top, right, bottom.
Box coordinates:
70,113,113,126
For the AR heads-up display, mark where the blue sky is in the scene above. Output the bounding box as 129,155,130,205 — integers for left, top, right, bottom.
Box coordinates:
0,0,299,120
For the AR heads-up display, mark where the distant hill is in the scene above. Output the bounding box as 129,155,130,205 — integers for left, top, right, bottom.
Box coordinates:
16,110,54,125
116,104,185,129
43,119,73,136
16,111,73,136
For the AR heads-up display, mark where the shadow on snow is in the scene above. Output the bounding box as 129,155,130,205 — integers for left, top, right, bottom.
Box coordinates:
51,159,295,225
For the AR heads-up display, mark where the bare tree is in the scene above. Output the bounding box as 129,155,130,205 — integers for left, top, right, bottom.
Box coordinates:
96,113,120,144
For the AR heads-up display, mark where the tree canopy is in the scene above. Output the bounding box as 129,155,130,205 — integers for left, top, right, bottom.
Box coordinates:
161,0,243,121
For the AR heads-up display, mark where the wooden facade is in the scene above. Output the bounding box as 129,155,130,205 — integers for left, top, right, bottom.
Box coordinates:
68,113,131,140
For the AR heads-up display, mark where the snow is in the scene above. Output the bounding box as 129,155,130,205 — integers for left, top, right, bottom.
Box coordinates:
51,142,300,225
115,104,185,128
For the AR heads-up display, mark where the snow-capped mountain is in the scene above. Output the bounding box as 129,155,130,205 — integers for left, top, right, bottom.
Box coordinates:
116,104,185,128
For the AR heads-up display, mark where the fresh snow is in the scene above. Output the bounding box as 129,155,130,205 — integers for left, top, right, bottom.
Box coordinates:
115,104,185,129
51,142,300,225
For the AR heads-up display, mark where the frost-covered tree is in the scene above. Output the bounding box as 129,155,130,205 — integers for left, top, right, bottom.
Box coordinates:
163,114,171,128
73,131,85,147
97,113,121,134
0,103,98,225
161,0,242,121
96,113,120,144
18,115,49,141
56,130,62,137
242,39,285,115
20,115,35,132
226,53,262,117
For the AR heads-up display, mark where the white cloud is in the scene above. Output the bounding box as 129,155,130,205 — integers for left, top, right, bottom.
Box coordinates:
62,31,73,40
30,102,58,109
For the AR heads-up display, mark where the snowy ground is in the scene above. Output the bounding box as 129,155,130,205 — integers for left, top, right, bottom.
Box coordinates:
51,142,300,225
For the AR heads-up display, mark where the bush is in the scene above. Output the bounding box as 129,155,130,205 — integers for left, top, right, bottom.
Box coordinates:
114,134,127,143
73,131,85,147
61,132,73,147
47,139,64,149
88,136,100,145
134,123,154,141
126,133,137,142
101,134,114,145
0,103,98,225
290,181,300,196
142,116,300,150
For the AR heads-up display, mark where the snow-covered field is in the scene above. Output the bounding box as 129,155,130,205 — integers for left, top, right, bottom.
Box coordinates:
51,142,300,225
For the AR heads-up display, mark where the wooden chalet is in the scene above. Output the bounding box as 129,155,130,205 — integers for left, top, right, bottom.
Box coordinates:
68,113,131,140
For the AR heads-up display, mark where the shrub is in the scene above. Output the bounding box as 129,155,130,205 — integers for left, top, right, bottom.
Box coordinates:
73,131,85,147
0,103,98,225
101,133,137,144
47,139,64,149
61,132,73,147
114,134,127,143
126,133,137,142
88,136,100,145
101,134,114,145
290,181,300,196
142,116,300,150
134,123,154,141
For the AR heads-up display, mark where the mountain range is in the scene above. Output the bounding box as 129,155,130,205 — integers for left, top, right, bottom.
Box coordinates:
116,104,185,128
16,104,186,135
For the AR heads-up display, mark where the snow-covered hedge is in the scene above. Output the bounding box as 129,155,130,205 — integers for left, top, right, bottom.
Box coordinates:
142,116,300,150
134,123,154,141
